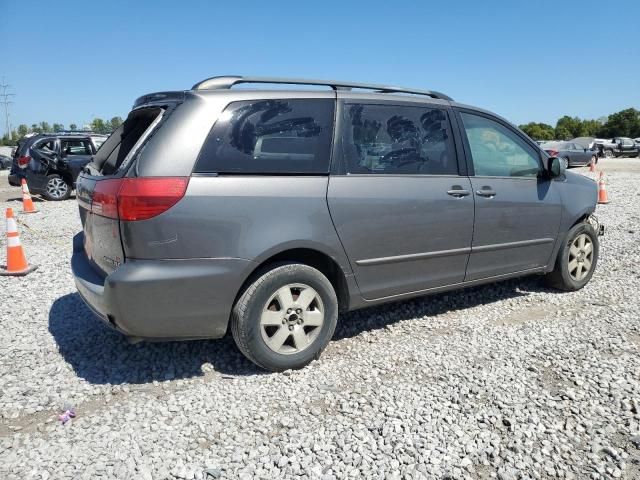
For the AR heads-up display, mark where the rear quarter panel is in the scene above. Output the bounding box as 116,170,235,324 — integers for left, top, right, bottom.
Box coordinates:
120,176,352,272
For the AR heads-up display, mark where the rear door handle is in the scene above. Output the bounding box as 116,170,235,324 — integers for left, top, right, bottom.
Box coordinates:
447,188,470,197
476,188,497,198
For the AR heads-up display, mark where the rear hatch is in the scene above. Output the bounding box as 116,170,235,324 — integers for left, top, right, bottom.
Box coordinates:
76,106,168,276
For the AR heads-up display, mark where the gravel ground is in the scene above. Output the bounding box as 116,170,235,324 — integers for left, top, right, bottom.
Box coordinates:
1,159,639,479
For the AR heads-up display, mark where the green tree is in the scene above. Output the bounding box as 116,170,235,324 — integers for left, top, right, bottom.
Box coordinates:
17,124,29,137
69,123,78,131
31,123,41,133
39,121,51,132
580,119,602,137
109,116,124,131
519,122,555,140
555,116,586,139
90,118,109,134
52,123,65,132
596,108,640,138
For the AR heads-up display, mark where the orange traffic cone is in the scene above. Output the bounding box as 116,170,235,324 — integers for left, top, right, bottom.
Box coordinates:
597,172,610,205
589,159,596,173
1,208,38,276
21,179,38,213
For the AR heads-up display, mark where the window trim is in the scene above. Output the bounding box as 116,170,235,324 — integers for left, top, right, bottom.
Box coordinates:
193,97,337,177
454,107,545,179
332,99,463,177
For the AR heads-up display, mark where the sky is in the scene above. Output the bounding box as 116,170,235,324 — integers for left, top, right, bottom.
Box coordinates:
1,0,638,134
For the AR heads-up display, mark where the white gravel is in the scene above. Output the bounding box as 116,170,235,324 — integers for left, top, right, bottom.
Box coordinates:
0,160,639,479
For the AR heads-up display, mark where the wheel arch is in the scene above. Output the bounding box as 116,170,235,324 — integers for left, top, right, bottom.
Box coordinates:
235,247,352,314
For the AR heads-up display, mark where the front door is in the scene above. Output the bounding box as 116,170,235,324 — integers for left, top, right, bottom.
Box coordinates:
457,110,563,281
328,101,474,300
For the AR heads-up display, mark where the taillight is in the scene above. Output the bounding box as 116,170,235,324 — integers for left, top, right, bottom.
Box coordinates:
92,178,121,219
17,155,31,168
91,177,189,221
547,149,559,157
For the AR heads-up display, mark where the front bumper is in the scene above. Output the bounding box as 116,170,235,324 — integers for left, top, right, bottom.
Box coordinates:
71,232,253,340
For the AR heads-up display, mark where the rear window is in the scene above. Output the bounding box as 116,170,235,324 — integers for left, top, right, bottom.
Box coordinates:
195,98,334,175
93,107,163,175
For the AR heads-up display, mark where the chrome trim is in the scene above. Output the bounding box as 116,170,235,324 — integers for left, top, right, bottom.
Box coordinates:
356,238,554,267
472,237,554,253
356,247,472,266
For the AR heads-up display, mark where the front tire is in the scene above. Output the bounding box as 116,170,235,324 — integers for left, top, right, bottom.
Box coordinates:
604,149,613,158
231,263,338,372
545,222,599,291
43,174,71,201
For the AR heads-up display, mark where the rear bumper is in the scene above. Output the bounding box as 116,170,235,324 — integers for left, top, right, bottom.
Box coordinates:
8,173,22,187
71,232,253,340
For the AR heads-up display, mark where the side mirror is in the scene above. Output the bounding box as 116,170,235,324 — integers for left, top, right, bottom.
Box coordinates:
547,157,562,178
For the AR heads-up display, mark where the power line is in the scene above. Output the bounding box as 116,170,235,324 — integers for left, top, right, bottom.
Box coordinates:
0,77,16,138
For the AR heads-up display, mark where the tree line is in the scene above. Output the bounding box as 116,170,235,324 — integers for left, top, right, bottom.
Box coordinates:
2,107,639,147
519,108,640,141
0,116,124,146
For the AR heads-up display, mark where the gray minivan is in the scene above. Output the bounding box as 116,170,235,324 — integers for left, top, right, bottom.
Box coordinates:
71,76,603,371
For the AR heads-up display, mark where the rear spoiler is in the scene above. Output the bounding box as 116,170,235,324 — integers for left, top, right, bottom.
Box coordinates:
132,91,186,109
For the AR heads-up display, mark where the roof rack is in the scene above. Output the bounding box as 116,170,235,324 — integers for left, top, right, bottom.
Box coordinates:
191,76,453,101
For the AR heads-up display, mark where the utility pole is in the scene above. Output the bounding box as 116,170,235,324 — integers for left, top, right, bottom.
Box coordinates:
0,77,15,138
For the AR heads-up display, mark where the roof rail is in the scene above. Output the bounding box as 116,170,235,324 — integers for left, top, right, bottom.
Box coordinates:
191,76,452,101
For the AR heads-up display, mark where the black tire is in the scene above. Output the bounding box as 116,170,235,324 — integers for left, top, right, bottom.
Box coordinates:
231,263,338,372
42,174,71,201
591,154,598,165
545,222,599,291
562,157,570,169
604,149,613,158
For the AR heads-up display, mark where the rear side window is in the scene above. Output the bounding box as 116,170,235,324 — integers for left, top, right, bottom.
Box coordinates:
61,139,92,155
33,139,56,153
195,99,334,174
340,103,457,175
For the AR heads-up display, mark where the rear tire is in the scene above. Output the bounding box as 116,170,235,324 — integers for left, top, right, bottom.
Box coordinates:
43,174,71,201
604,149,613,158
545,222,599,291
231,263,338,372
562,157,570,169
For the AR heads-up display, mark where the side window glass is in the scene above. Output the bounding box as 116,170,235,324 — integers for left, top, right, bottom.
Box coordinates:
62,140,92,155
341,104,457,175
195,99,334,174
460,113,541,177
34,140,55,153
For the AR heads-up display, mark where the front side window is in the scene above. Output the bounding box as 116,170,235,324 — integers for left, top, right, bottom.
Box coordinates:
341,103,457,175
195,99,334,174
460,112,541,177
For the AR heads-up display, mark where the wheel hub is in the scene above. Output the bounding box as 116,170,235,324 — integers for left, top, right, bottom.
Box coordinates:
260,283,325,355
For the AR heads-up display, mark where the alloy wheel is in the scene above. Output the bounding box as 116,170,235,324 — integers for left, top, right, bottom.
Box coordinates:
260,283,325,355
568,233,593,281
46,177,69,199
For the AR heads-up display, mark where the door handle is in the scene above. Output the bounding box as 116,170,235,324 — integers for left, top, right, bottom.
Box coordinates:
476,188,497,198
447,188,470,197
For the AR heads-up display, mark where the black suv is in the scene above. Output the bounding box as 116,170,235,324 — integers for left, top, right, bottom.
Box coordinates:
9,132,107,200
